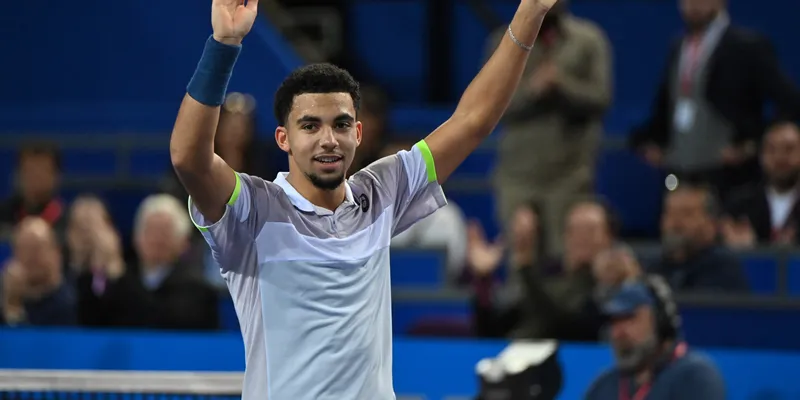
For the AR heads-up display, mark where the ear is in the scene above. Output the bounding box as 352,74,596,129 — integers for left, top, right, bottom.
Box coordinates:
275,126,291,154
355,121,363,147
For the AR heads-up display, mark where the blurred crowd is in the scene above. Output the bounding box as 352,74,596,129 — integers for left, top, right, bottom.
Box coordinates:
2,0,800,359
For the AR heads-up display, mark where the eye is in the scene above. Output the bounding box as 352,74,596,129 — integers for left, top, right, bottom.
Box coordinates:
301,124,316,131
335,122,352,130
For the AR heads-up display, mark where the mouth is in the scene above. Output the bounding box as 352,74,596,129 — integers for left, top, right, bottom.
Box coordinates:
313,155,344,169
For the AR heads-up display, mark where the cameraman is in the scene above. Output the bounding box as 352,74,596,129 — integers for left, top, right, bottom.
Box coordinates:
585,276,725,400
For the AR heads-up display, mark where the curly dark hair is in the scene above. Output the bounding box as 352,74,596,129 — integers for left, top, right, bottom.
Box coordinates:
273,63,361,126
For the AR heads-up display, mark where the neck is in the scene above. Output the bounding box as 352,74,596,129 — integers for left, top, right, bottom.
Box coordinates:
687,10,721,36
632,340,674,385
286,172,346,211
634,369,652,386
769,181,799,194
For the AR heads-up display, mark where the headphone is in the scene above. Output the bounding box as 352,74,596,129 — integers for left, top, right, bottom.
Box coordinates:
641,275,682,341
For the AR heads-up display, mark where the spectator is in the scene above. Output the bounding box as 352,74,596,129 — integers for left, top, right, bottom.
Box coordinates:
0,143,66,240
649,183,750,292
470,201,622,341
585,276,725,400
629,0,800,200
65,195,112,273
1,217,75,326
490,0,612,256
347,85,390,177
723,122,800,248
77,194,218,330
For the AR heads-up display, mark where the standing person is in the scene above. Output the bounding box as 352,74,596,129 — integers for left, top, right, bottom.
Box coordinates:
629,0,800,200
491,0,612,255
169,0,558,398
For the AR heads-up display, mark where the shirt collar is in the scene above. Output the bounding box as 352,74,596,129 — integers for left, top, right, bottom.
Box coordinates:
273,172,355,214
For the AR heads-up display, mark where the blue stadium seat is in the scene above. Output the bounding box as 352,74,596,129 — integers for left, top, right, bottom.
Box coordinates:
595,149,663,237
785,255,800,295
452,147,496,177
445,191,498,239
129,148,171,177
0,241,10,266
390,250,446,289
738,252,779,295
61,149,117,177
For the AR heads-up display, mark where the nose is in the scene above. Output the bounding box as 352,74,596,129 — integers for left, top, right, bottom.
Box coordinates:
319,127,339,150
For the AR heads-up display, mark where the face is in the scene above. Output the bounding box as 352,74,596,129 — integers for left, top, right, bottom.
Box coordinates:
661,189,714,249
564,204,612,268
276,93,362,191
19,154,59,204
15,226,61,286
679,0,722,31
135,212,186,267
762,124,800,191
610,306,659,372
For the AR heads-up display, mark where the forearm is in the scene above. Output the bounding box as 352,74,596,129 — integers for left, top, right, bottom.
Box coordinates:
170,37,240,222
453,2,548,134
170,96,220,174
424,1,549,181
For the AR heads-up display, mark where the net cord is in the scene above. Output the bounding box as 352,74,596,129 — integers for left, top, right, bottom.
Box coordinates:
0,369,243,394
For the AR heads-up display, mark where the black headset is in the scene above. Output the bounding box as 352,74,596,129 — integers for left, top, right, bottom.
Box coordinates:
641,275,682,341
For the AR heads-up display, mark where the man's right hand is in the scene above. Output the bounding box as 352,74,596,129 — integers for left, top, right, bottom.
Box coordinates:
212,0,259,46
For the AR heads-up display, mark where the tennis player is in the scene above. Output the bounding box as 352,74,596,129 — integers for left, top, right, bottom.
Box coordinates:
171,0,557,398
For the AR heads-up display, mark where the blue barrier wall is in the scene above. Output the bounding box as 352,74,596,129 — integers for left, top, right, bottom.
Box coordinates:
1,329,799,400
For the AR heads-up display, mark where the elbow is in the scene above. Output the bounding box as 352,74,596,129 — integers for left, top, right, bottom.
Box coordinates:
170,139,211,175
169,142,193,172
451,109,501,140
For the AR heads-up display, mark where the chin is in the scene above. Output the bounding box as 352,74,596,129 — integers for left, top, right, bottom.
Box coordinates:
308,172,345,191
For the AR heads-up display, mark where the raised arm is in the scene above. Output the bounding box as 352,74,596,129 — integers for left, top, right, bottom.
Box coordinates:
424,0,556,183
170,0,259,224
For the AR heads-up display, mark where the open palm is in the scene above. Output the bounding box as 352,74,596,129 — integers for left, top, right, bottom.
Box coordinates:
212,0,259,45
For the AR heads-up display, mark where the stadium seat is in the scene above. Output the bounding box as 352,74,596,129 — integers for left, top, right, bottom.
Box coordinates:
785,254,800,295
738,251,780,295
390,250,447,289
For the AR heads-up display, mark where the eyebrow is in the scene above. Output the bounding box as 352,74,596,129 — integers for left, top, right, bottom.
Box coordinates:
295,113,355,125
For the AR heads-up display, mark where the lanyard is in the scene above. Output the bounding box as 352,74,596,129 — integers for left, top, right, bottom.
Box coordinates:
619,380,652,400
679,38,702,95
677,12,729,96
618,342,688,400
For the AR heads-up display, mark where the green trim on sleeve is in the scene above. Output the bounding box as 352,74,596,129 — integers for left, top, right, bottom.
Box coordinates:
187,197,209,232
227,172,243,206
415,140,438,183
187,171,241,232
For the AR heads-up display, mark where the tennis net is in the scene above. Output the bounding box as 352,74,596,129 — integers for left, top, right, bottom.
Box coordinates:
0,369,243,400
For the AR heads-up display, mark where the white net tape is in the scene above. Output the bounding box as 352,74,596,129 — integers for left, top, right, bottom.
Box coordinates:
0,369,243,394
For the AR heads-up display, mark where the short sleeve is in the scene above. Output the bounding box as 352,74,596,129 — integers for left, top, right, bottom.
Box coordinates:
187,172,266,272
361,140,447,236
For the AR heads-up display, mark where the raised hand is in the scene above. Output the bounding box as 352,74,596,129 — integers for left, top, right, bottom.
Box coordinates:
212,0,259,45
467,221,505,277
525,0,559,11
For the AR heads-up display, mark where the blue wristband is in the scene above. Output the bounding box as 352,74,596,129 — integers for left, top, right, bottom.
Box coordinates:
187,36,242,107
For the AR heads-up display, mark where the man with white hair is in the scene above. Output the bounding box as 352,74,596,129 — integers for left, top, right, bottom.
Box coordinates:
76,194,219,330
